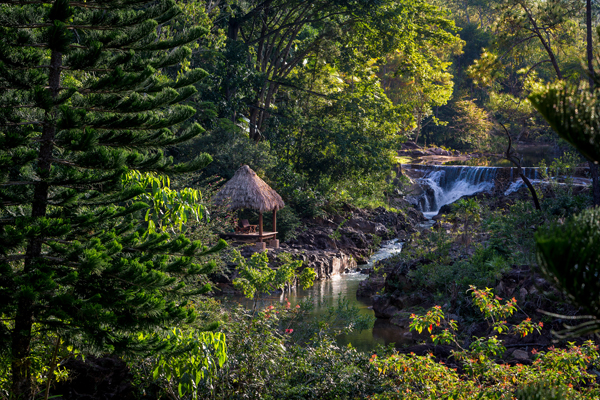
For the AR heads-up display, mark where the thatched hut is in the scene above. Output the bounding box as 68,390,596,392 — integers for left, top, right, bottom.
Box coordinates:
213,165,284,243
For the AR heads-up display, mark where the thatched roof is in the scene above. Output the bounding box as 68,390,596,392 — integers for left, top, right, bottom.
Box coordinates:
213,165,285,213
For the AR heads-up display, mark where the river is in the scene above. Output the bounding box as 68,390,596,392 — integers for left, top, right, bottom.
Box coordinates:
226,240,409,352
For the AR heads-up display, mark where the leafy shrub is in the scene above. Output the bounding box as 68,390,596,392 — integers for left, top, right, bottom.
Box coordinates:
140,329,227,400
199,302,382,399
535,207,600,336
514,380,572,400
0,330,77,399
484,200,543,263
180,127,277,182
371,288,600,399
409,245,510,302
232,250,315,310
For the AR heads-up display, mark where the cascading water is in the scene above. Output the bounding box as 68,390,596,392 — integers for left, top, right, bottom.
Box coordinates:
405,163,591,219
410,165,498,219
503,168,540,196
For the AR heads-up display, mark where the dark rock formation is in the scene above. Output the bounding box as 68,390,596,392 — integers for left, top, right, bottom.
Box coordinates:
357,274,385,298
284,206,424,267
275,248,357,280
213,203,425,291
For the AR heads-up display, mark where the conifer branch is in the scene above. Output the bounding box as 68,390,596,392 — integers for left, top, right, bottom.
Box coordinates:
12,44,89,49
0,181,36,186
50,159,78,167
2,0,218,394
0,1,114,9
0,121,43,126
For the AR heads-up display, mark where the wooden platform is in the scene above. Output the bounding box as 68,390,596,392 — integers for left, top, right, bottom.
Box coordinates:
219,231,278,242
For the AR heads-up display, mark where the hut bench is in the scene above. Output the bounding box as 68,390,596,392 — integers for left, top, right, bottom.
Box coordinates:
219,232,278,243
213,165,285,251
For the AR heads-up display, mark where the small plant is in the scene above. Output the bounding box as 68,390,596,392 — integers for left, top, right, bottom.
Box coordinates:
0,330,80,400
123,170,209,235
370,234,383,253
452,198,481,249
329,217,349,241
408,286,542,354
232,250,316,310
149,329,227,400
370,287,598,399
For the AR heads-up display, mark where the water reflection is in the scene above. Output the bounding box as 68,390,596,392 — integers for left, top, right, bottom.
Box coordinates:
225,242,410,351
411,144,556,168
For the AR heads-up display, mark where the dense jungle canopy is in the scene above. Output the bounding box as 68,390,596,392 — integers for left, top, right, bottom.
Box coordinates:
2,0,600,398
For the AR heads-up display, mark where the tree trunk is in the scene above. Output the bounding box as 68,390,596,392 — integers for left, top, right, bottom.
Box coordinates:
414,117,422,147
586,0,600,206
519,173,541,210
249,106,261,141
11,48,62,400
500,122,541,210
590,162,600,206
520,2,562,80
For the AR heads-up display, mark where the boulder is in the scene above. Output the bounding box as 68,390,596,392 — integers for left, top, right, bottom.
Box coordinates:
437,203,454,216
357,275,385,298
511,349,529,361
401,141,421,150
372,295,399,319
287,250,357,279
346,218,388,236
519,287,528,301
406,208,426,223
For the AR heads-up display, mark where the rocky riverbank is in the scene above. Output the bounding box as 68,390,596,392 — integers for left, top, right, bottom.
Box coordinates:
357,187,556,303
213,203,426,294
355,185,594,363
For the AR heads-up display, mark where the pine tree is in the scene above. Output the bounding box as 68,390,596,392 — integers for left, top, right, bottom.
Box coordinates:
0,0,222,397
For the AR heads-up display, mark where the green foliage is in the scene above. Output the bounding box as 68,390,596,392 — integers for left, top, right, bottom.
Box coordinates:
148,329,227,400
298,268,318,293
537,153,591,218
265,64,402,187
0,0,222,395
535,208,600,336
0,329,79,399
179,127,277,182
196,302,382,399
515,380,571,400
451,99,494,150
409,245,510,302
530,82,600,163
232,250,315,310
371,291,597,399
186,0,463,212
484,200,543,263
123,171,209,234
452,197,481,248
326,172,400,211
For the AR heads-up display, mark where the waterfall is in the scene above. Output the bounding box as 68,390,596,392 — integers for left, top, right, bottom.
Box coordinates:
409,165,498,219
405,163,591,219
503,167,543,196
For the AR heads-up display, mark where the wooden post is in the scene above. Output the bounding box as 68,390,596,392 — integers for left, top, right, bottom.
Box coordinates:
272,209,277,238
258,212,263,242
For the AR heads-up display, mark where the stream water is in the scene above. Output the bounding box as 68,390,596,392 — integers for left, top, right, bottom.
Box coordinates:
406,164,591,219
226,240,407,352
225,160,590,351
